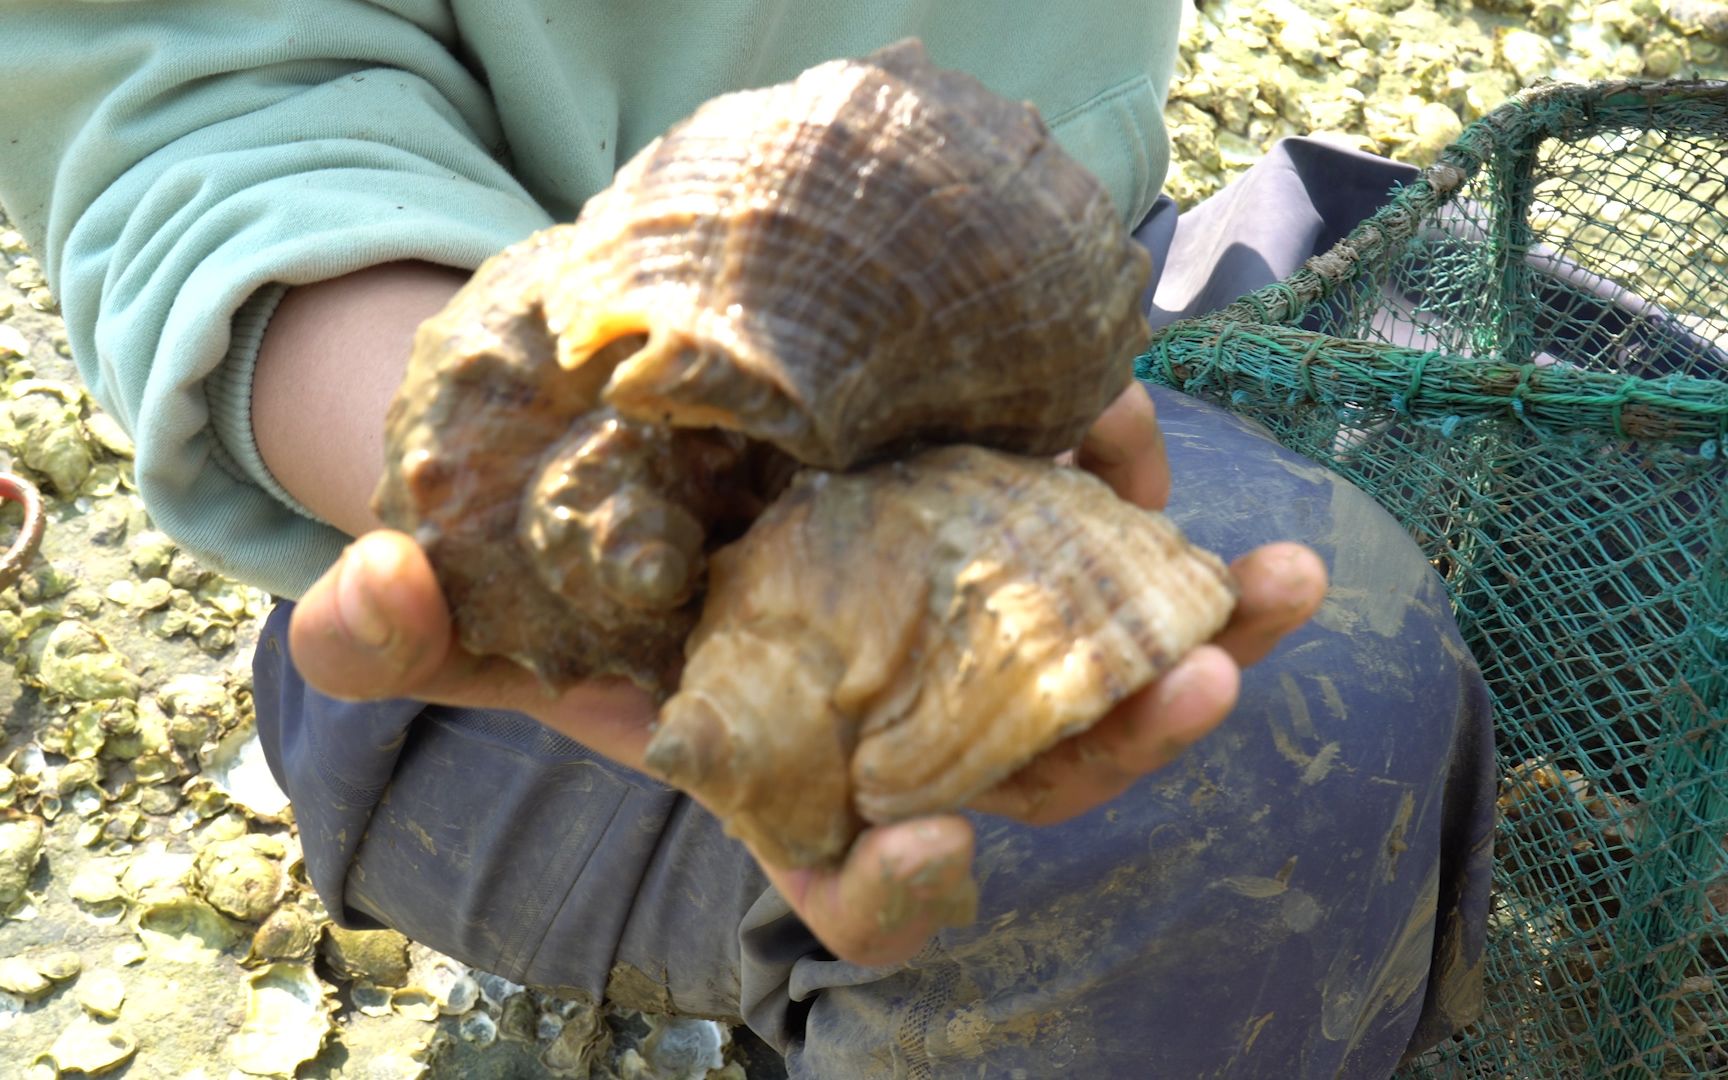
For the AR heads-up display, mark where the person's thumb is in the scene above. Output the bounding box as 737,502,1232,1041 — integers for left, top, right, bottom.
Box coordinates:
289,530,453,701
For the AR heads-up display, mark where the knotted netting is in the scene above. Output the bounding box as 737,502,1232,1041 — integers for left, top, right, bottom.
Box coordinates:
1138,80,1728,1077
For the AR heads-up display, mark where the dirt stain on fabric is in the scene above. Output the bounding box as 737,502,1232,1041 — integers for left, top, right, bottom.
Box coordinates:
605,962,675,1015
406,821,437,856
1220,855,1299,899
1323,474,1433,639
1383,789,1416,883
1222,874,1288,899
1269,675,1342,785
1336,864,1442,1057
1240,1011,1276,1056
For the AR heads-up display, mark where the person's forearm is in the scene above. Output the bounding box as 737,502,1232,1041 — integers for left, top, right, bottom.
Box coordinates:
253,262,469,537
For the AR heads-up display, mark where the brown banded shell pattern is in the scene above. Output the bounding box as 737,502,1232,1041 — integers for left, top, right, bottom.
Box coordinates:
645,446,1239,870
547,39,1151,467
372,40,1154,695
372,236,774,692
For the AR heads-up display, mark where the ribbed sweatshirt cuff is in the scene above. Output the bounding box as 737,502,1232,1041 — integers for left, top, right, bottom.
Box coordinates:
204,281,327,525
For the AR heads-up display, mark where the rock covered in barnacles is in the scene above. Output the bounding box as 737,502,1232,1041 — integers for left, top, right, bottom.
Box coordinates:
0,813,45,911
645,446,1237,868
374,39,1149,694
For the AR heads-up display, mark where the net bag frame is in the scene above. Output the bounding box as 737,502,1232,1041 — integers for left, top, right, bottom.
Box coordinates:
1138,79,1728,1077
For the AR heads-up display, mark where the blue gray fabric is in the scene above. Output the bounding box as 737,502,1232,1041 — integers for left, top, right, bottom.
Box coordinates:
252,140,1496,1076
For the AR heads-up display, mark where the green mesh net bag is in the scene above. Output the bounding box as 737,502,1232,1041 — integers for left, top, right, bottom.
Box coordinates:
1138,79,1728,1078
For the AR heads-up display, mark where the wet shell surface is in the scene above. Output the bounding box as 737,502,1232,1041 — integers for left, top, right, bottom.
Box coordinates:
373,39,1151,693
644,446,1239,869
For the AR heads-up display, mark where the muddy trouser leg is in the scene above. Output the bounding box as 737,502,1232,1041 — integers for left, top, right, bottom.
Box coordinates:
253,386,1495,1078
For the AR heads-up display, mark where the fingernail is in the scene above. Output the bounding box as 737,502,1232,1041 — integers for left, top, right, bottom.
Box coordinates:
336,542,396,651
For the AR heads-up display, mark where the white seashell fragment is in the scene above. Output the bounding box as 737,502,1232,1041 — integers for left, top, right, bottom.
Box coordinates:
440,973,480,1016
75,968,126,1019
48,1016,138,1075
118,847,194,906
536,1011,565,1042
34,952,81,982
134,898,242,962
458,1010,498,1046
0,324,27,359
203,726,292,823
472,969,524,1008
410,954,479,1015
82,412,135,459
390,987,439,1022
0,956,53,999
641,1015,729,1080
68,863,125,905
227,962,332,1078
69,785,103,818
350,982,394,1018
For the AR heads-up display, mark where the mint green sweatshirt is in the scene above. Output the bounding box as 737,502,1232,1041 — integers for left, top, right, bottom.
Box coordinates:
0,1,1180,598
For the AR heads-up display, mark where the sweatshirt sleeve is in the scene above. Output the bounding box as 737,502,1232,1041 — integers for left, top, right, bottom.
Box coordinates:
0,1,557,597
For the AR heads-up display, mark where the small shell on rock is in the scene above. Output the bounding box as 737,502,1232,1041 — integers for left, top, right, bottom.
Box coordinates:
118,846,195,906
415,957,480,1016
20,409,93,496
227,962,332,1078
129,531,176,578
0,323,27,359
135,897,243,962
472,969,524,1008
375,39,1149,694
537,1011,565,1042
205,726,292,823
390,987,439,1022
34,621,140,702
641,1015,729,1080
75,968,126,1019
539,1001,612,1078
192,836,286,923
458,1010,498,1046
35,951,82,982
111,942,146,967
82,412,134,459
67,787,103,819
350,982,394,1018
320,925,411,988
646,446,1237,868
0,955,54,999
47,1016,137,1076
247,905,323,966
498,992,539,1042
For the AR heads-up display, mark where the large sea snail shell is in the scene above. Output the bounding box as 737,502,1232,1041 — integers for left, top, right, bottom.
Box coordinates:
372,39,1154,694
645,446,1240,869
548,38,1151,469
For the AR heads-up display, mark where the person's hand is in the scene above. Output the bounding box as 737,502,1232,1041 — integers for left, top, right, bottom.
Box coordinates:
288,382,1326,969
